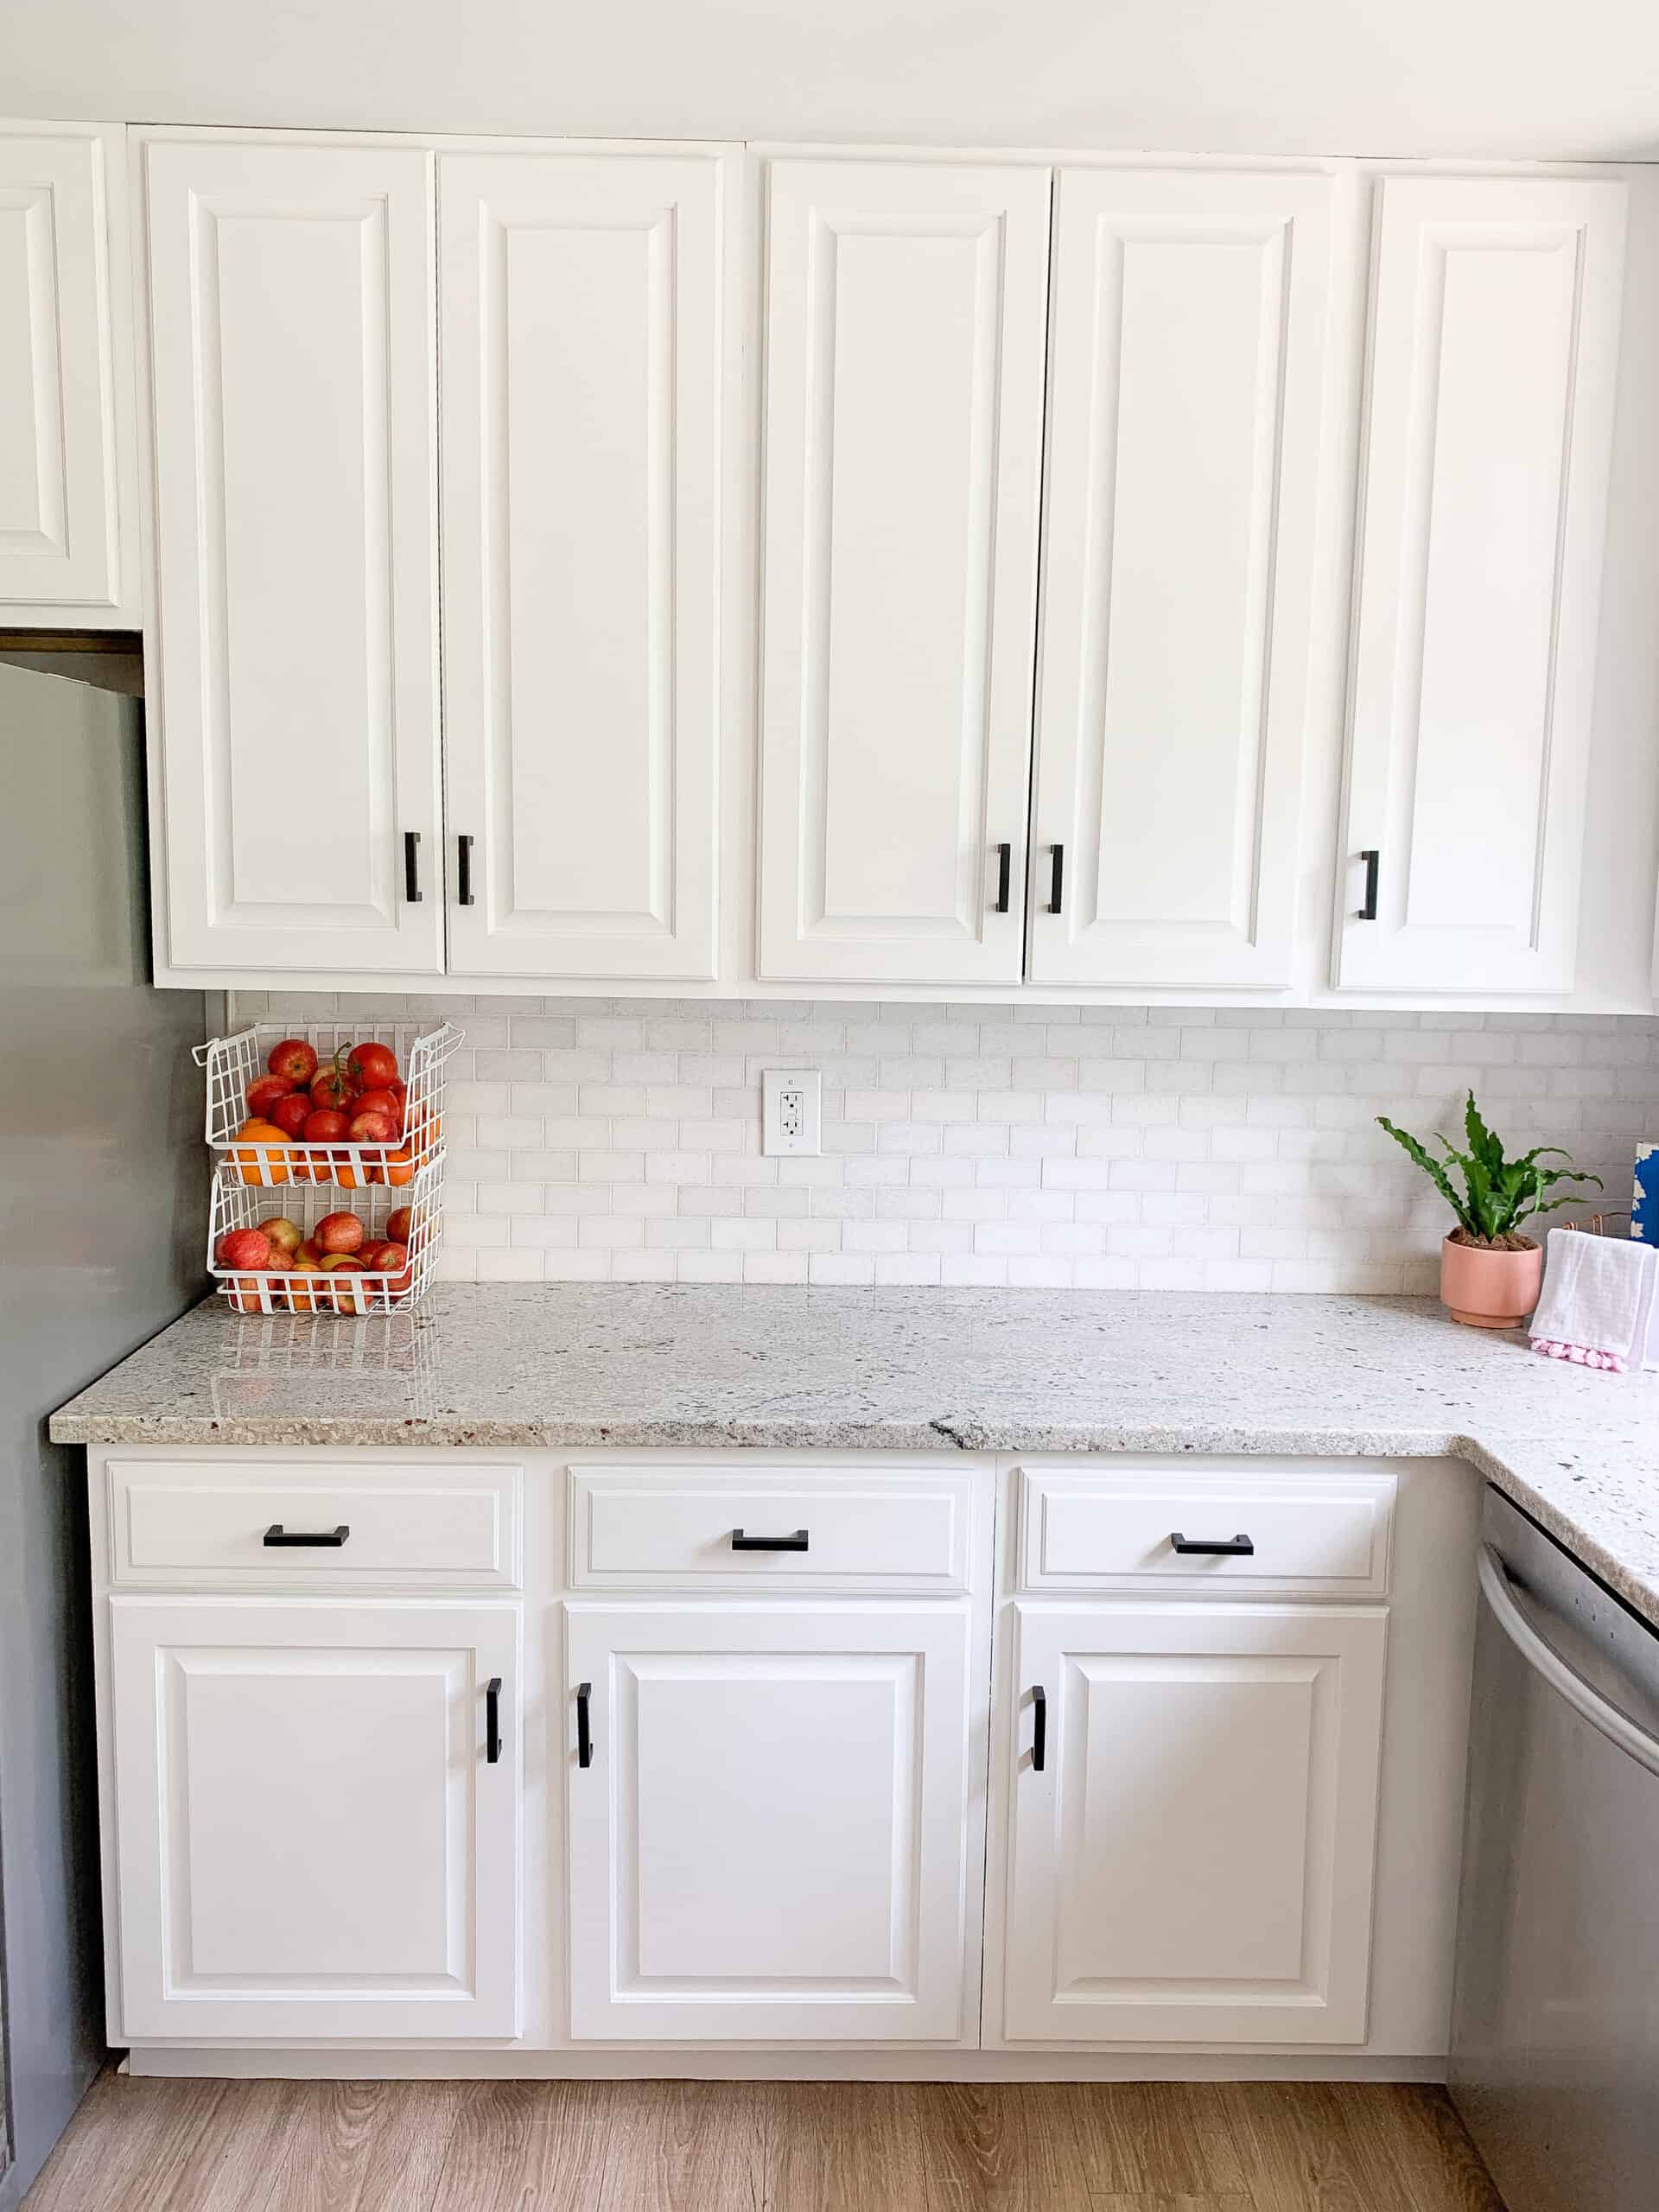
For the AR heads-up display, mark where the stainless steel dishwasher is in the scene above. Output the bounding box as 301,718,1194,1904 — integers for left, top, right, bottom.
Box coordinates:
1450,1485,1659,2212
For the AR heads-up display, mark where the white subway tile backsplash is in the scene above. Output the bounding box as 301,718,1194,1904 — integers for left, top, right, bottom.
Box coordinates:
228,994,1659,1294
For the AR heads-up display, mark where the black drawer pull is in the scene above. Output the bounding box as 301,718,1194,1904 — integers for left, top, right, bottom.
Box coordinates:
1356,848,1380,921
403,830,423,903
993,841,1012,914
263,1523,349,1548
1170,1531,1255,1557
486,1676,503,1764
457,832,475,907
575,1681,594,1769
1031,1684,1047,1771
731,1528,810,1553
1047,843,1065,913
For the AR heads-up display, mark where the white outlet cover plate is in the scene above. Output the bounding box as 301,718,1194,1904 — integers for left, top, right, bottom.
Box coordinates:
762,1067,822,1156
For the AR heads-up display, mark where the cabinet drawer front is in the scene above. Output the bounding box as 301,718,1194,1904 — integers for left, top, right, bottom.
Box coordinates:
109,1461,521,1588
569,1466,972,1592
1018,1465,1395,1596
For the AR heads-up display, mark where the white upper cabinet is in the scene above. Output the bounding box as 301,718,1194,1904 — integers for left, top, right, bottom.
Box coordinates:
1337,175,1627,995
0,123,136,624
1029,168,1334,990
439,148,731,982
757,157,1051,986
143,134,444,977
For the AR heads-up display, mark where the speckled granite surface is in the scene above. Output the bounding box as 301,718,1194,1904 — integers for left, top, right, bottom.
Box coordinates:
49,1286,1659,1630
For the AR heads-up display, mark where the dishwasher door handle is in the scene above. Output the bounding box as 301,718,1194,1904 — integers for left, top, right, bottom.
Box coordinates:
1478,1544,1659,1781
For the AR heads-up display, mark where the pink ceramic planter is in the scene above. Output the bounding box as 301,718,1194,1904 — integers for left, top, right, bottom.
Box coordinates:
1440,1234,1545,1329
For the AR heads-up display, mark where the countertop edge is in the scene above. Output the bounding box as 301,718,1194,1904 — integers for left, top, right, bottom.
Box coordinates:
48,1405,1656,1630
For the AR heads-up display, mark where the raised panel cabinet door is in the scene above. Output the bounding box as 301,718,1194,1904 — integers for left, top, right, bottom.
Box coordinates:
108,1596,521,2039
758,158,1051,984
566,1601,972,2039
1002,1601,1386,2043
439,149,732,981
0,122,134,620
1029,167,1334,988
141,134,444,977
1338,175,1627,995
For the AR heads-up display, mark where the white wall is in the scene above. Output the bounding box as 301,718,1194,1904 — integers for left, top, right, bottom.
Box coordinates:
6,0,1659,160
232,992,1659,1293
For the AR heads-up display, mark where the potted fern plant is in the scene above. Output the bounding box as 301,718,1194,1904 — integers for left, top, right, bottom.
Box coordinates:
1377,1092,1603,1327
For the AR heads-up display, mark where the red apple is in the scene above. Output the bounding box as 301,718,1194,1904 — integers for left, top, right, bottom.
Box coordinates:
267,1039,318,1084
257,1215,303,1255
270,1091,313,1139
347,1109,393,1144
351,1087,404,1134
215,1227,272,1270
295,1238,323,1267
246,1072,296,1119
385,1205,414,1246
315,1211,365,1256
365,1241,411,1290
302,1108,350,1144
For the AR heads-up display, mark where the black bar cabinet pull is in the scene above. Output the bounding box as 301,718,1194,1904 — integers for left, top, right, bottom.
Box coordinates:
575,1681,594,1770
993,841,1013,914
457,833,475,907
1170,1531,1255,1557
404,830,423,903
731,1528,810,1553
263,1523,349,1548
1047,843,1065,914
1357,849,1380,921
486,1677,503,1764
1031,1684,1047,1772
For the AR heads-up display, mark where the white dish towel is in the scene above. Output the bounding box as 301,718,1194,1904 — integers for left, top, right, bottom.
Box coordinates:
1529,1227,1659,1372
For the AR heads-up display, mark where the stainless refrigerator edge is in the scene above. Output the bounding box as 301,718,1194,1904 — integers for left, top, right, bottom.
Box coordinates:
0,652,207,2207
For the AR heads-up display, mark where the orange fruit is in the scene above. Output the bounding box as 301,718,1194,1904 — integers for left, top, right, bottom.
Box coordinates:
232,1119,290,1187
382,1144,416,1188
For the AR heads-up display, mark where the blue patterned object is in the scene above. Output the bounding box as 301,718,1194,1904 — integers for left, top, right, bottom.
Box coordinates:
1634,1147,1659,1245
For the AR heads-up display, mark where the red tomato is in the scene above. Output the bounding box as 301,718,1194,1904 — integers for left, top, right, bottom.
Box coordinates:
346,1042,399,1090
267,1038,319,1084
302,1108,351,1143
308,1058,355,1112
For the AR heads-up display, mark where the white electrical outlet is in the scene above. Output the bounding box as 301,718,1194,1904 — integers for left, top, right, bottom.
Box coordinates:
762,1067,822,1157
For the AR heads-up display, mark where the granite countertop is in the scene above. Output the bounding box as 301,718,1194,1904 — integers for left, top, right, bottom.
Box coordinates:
49,1286,1659,1631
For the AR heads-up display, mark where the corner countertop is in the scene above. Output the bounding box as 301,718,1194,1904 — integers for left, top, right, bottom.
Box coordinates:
48,1286,1659,1632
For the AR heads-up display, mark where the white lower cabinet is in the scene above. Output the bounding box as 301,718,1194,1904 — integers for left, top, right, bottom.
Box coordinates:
564,1601,973,2040
108,1595,522,2039
999,1600,1387,2044
90,1448,1474,2070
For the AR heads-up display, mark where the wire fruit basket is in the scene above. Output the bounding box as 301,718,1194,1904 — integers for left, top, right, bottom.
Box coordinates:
194,1021,463,1189
207,1150,446,1317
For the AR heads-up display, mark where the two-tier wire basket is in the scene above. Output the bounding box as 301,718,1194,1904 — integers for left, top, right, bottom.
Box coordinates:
195,1020,462,1316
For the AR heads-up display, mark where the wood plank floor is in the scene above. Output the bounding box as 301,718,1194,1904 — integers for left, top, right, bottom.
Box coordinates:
21,2074,1507,2212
